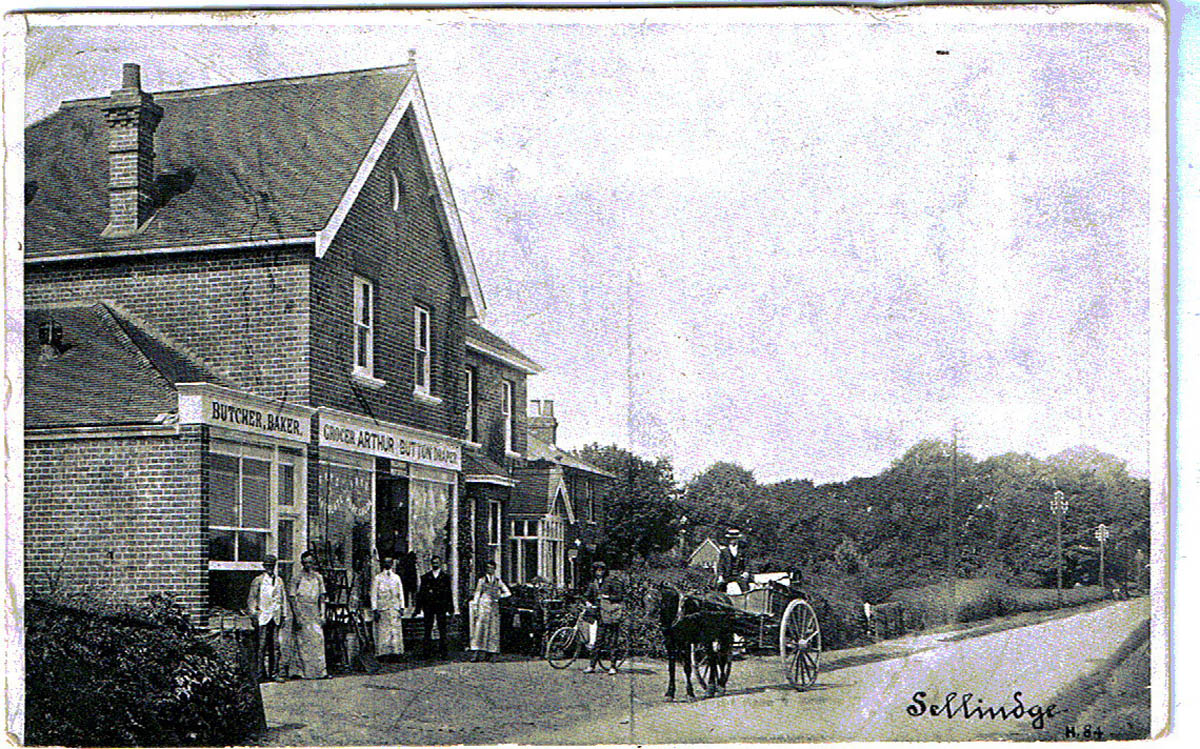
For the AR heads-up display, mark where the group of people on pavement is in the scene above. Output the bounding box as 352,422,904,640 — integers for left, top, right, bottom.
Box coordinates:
247,547,640,682
246,552,456,683
245,550,330,682
369,554,455,661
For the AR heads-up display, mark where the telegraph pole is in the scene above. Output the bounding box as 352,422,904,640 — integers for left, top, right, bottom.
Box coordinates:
947,425,958,613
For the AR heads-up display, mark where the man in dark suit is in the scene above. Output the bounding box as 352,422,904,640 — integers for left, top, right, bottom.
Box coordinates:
716,528,749,594
418,555,453,657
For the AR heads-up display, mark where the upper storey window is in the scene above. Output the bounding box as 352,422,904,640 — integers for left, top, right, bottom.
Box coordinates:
501,379,515,454
353,276,374,377
414,305,432,396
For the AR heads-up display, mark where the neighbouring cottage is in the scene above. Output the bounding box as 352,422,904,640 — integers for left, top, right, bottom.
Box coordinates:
460,323,613,590
513,401,614,587
24,60,484,634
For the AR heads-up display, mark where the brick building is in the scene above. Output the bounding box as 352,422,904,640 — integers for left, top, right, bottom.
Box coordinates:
24,60,612,634
25,61,483,624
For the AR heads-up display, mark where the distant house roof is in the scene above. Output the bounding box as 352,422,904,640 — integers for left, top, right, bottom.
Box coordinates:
25,303,227,429
464,321,542,374
463,451,515,487
525,436,615,478
24,64,484,316
688,538,722,568
511,465,577,523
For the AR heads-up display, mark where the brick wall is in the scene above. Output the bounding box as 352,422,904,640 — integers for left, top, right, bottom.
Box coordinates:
24,426,208,622
25,248,311,404
311,111,466,436
464,481,510,585
465,348,528,467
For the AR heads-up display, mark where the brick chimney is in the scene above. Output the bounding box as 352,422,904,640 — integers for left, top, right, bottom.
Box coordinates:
529,399,558,445
101,64,163,237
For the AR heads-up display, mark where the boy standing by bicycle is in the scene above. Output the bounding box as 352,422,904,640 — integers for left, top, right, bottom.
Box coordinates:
583,560,625,674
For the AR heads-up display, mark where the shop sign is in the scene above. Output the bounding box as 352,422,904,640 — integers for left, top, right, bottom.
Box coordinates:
178,383,312,443
318,409,461,471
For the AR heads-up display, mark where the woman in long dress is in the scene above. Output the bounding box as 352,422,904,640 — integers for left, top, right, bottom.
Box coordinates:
469,562,510,662
371,557,406,659
291,551,328,679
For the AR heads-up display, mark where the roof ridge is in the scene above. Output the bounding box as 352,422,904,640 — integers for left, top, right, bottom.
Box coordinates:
89,303,179,394
100,302,229,388
60,63,415,109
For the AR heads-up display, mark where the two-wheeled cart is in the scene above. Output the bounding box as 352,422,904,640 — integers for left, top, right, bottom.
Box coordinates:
694,581,822,691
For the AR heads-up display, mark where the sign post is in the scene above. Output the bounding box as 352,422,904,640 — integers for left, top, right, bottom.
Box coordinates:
1094,523,1111,589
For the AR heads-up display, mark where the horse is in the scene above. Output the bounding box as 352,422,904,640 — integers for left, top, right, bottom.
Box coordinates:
645,584,734,701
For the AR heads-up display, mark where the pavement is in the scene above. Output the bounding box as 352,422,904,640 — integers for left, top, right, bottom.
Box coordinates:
257,596,1150,745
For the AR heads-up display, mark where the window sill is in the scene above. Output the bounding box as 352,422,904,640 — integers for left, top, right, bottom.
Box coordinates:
414,389,443,406
351,371,387,390
506,450,523,460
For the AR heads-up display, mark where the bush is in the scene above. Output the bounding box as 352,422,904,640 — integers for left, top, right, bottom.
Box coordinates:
874,580,1111,640
26,594,265,747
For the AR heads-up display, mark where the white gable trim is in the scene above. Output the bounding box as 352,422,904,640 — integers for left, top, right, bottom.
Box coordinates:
314,73,486,320
548,472,577,524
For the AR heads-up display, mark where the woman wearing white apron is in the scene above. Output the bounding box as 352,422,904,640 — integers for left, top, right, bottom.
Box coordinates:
469,562,510,662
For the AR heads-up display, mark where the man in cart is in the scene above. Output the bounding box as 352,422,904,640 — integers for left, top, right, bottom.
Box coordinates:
716,528,751,595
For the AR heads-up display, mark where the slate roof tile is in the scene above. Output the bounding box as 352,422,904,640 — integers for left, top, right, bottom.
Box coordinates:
25,303,226,428
25,66,413,258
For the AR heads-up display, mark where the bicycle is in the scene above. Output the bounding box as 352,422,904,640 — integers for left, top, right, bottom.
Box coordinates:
543,603,627,672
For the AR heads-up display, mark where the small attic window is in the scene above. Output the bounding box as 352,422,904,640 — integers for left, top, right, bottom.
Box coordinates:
390,169,405,213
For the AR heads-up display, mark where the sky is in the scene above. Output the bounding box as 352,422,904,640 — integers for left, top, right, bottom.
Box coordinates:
21,7,1164,484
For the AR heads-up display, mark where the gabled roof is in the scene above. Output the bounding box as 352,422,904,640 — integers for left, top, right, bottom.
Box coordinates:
511,465,576,522
525,436,615,478
24,64,485,317
25,303,227,429
465,321,542,374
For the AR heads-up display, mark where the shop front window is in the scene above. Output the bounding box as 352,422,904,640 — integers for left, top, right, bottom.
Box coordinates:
314,458,374,609
409,477,450,574
207,442,305,611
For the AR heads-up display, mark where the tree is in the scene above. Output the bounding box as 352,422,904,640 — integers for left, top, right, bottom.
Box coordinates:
574,444,680,567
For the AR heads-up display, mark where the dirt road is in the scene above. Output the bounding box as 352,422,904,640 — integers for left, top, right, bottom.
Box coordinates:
518,597,1150,743
258,597,1149,744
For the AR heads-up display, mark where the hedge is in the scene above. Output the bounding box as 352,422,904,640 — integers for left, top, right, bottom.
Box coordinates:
871,579,1109,640
25,594,265,747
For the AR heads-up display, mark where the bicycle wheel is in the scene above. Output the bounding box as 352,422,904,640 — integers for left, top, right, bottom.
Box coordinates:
600,626,627,672
545,627,579,669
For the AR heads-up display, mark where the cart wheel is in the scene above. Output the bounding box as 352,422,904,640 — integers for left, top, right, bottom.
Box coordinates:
691,642,731,695
779,599,821,690
545,627,579,669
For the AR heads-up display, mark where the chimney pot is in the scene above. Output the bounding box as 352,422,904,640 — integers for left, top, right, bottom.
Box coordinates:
122,63,141,90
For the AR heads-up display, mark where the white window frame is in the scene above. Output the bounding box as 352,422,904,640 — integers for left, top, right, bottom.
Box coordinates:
510,519,539,584
414,305,432,396
464,367,478,444
208,441,306,573
501,380,514,454
487,499,503,574
353,276,374,378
